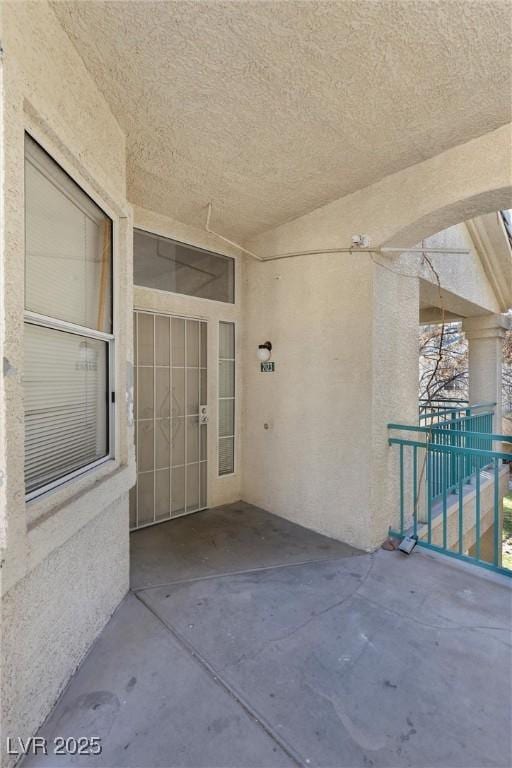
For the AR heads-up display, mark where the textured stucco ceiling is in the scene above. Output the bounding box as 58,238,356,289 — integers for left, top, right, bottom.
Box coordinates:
52,0,512,240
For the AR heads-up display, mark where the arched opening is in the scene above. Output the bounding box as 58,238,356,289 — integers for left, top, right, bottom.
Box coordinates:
383,188,512,250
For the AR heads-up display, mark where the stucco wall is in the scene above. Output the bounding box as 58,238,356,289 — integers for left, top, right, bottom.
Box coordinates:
240,221,505,551
242,252,372,545
0,3,134,761
241,250,419,550
2,495,128,754
133,206,243,509
369,260,420,550
418,222,502,316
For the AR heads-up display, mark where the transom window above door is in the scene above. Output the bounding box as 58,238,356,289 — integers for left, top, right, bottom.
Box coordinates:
133,229,235,304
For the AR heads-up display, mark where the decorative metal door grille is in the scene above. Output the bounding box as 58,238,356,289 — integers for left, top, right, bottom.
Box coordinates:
130,310,207,530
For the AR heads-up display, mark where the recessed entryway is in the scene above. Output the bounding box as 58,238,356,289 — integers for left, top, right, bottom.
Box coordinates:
130,501,360,590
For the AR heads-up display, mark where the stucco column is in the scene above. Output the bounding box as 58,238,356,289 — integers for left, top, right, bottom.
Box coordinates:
369,263,420,549
462,314,510,432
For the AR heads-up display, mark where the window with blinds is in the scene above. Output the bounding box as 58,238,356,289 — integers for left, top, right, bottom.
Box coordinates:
24,135,113,498
218,322,235,475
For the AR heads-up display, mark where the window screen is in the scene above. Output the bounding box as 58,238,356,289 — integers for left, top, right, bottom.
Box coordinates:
218,322,235,475
134,229,234,303
24,135,113,497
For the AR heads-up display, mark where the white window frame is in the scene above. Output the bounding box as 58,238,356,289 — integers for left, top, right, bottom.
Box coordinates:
218,320,236,477
24,135,116,502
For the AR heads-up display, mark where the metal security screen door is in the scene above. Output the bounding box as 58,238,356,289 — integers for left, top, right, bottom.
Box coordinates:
130,311,207,530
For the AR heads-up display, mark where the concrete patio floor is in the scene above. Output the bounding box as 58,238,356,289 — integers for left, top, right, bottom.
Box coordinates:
25,502,512,768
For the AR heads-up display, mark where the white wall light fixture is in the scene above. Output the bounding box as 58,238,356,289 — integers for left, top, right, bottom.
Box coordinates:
257,341,272,362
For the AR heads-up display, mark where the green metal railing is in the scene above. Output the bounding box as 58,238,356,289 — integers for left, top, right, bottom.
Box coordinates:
419,400,489,426
421,406,494,502
388,404,511,576
418,397,469,419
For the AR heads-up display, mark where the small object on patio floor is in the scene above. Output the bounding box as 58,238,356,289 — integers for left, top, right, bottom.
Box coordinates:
398,535,418,555
381,537,398,551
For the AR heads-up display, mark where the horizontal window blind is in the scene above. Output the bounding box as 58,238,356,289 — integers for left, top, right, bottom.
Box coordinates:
24,325,108,494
